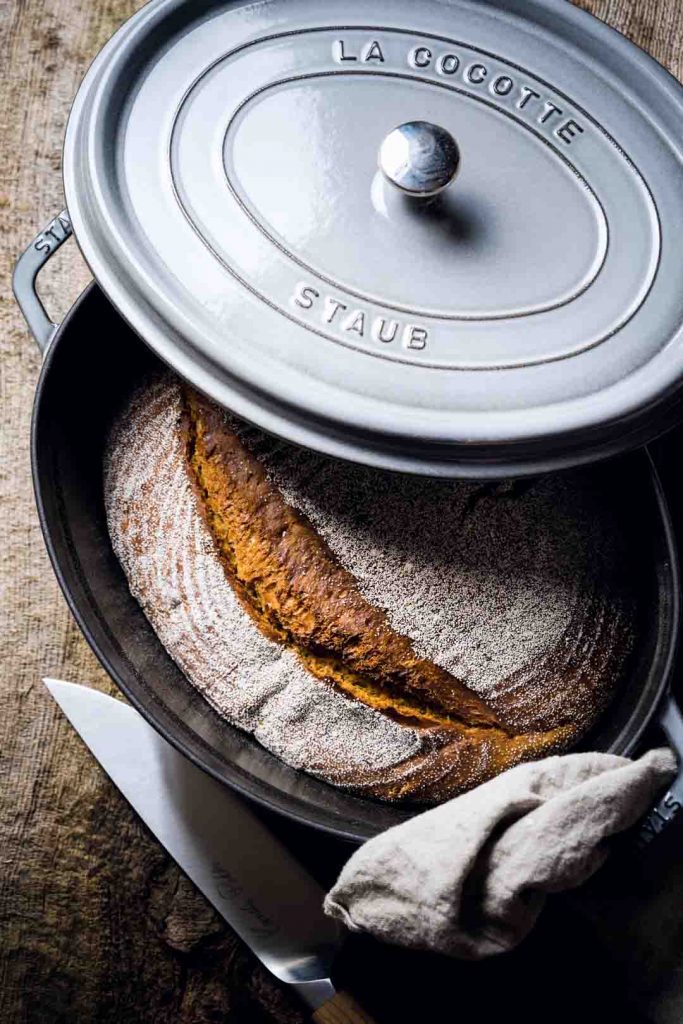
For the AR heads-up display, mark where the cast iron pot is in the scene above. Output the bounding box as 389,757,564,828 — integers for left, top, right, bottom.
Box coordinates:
13,212,683,843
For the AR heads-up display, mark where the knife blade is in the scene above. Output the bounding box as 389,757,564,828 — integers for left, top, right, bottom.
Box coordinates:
44,679,376,1021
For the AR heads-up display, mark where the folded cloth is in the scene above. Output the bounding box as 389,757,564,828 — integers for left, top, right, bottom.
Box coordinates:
324,749,676,959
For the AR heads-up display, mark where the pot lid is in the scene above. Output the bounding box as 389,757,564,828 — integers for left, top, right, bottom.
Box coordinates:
64,0,683,476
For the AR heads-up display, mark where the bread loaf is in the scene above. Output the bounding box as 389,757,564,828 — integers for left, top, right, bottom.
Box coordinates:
104,374,636,803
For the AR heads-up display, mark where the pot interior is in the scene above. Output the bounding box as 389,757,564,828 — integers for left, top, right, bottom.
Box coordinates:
32,285,679,841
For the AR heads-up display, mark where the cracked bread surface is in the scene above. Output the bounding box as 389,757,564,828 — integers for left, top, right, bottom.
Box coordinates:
104,373,636,803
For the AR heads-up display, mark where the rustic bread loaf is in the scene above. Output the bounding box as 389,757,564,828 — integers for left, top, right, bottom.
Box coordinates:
104,373,636,803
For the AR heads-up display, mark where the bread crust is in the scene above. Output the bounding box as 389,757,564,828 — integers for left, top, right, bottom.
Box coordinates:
183,389,506,731
181,387,581,797
105,375,633,803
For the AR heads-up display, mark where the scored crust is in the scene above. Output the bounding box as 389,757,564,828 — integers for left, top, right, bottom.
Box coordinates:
183,388,500,732
104,374,634,803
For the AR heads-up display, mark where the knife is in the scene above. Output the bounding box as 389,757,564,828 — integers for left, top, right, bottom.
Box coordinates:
44,679,377,1024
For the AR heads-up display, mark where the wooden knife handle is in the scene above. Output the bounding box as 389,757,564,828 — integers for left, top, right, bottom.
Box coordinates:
312,989,378,1024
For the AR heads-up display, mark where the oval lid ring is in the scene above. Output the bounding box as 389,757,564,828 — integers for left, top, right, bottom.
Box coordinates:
62,0,683,477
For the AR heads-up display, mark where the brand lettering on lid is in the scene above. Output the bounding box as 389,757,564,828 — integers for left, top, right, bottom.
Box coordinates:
188,26,652,370
333,38,588,146
292,282,430,351
334,35,582,145
334,39,385,64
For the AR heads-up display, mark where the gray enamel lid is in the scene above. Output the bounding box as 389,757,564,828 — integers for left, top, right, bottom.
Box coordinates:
64,0,683,476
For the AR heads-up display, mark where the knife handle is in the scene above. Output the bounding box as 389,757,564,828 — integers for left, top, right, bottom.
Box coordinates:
312,989,378,1023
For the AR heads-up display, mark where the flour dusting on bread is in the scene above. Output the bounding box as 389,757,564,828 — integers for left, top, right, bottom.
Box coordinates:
104,375,422,785
104,372,637,803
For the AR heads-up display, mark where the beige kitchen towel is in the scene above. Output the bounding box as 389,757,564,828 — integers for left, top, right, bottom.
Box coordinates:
325,749,676,959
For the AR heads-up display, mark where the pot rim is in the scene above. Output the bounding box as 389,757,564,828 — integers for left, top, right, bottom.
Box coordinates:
28,284,682,842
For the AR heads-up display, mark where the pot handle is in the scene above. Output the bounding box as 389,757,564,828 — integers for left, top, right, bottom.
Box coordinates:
636,694,683,848
12,210,73,354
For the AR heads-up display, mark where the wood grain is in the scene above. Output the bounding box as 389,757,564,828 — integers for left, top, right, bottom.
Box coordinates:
1,1,682,1022
312,991,378,1024
0,1,302,1020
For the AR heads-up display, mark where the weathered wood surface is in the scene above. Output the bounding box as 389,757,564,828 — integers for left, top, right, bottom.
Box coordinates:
1,1,683,1022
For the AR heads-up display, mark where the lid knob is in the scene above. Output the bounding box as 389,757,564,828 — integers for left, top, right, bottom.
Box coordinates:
378,121,461,198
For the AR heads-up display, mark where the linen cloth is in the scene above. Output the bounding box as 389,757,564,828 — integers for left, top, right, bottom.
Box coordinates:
324,749,676,959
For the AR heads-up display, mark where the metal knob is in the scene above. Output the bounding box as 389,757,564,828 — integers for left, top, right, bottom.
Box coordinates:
378,121,460,198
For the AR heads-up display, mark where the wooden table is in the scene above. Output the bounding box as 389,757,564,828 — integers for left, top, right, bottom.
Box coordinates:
3,1,683,1021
